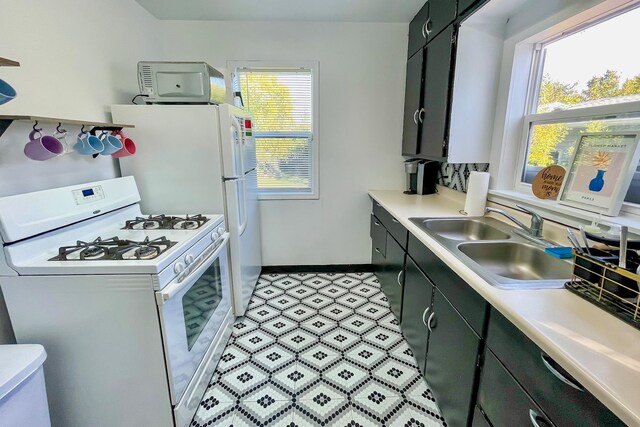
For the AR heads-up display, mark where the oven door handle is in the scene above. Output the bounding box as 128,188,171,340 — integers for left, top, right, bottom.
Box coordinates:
156,233,229,305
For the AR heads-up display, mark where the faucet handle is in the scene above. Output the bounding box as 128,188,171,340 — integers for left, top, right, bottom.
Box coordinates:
516,204,544,226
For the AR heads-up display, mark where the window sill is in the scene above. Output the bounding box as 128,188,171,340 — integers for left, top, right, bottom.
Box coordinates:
488,189,640,235
258,193,319,201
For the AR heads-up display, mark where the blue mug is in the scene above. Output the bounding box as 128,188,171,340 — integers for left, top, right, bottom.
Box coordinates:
0,79,16,106
74,132,104,156
98,132,123,155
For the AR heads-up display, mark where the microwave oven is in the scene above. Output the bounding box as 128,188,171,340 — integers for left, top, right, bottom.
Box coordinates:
137,61,227,104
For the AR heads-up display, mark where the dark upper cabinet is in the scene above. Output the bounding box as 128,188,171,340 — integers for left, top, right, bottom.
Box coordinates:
420,25,456,159
401,50,424,157
425,288,482,427
427,0,457,40
400,256,433,374
407,0,457,58
378,234,405,321
457,0,487,19
408,2,430,58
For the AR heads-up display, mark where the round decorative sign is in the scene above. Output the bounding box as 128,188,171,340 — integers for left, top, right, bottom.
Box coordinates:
532,165,566,200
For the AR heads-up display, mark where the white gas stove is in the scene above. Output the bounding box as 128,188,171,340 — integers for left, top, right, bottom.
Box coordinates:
0,177,234,427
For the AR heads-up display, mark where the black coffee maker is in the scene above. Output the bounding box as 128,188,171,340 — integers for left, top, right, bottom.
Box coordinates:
404,159,438,195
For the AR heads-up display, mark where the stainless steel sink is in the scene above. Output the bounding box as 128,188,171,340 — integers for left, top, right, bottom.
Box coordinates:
415,218,511,241
408,216,572,289
457,241,572,282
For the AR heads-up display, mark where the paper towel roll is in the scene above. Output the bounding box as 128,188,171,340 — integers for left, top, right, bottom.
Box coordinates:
464,172,490,217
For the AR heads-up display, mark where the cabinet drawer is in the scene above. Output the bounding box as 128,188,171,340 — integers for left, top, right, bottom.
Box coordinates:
370,214,387,257
487,309,624,427
408,233,488,335
478,349,555,427
372,201,408,248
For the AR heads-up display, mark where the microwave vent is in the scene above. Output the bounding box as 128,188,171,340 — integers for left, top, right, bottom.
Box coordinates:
140,64,154,94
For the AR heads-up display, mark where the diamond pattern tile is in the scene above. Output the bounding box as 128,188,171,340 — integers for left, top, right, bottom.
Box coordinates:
191,272,447,427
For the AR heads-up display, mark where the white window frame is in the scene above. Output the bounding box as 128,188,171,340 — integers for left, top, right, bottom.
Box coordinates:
228,60,320,201
489,0,640,227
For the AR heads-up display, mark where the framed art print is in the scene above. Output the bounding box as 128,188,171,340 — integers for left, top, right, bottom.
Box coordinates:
558,132,640,216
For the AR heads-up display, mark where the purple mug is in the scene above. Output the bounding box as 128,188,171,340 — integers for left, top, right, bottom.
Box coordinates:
24,130,64,161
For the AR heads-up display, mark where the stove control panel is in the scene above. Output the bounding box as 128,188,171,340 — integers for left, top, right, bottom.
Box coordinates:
72,186,105,205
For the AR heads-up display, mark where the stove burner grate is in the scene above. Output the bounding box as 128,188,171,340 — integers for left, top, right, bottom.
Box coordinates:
49,236,176,261
122,214,209,230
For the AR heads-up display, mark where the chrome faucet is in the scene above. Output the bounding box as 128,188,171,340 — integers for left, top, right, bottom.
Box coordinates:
485,205,544,238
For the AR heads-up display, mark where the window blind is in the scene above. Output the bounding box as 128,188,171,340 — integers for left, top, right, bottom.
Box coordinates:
237,68,313,194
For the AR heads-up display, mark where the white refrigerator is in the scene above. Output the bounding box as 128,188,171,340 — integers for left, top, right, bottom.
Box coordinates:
111,104,262,315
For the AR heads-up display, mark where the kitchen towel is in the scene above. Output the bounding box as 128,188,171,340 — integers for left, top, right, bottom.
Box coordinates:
463,171,490,216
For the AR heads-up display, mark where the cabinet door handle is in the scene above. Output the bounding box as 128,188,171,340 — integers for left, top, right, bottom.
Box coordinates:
540,353,584,392
392,217,399,223
425,18,432,36
418,108,425,123
397,270,403,286
422,307,430,326
528,409,552,427
375,202,381,207
413,109,419,124
421,21,427,38
374,248,382,254
427,312,436,332
374,221,381,226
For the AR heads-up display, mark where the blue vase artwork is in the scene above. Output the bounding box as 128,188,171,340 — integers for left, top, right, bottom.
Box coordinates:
588,169,606,192
588,151,612,193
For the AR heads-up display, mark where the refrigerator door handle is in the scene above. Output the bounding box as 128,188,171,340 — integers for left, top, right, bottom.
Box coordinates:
231,115,249,236
238,178,248,236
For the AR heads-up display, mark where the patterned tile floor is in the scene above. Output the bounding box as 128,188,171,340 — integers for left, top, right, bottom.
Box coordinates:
191,272,447,427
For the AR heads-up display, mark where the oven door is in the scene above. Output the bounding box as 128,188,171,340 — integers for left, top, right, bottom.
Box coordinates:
156,233,231,404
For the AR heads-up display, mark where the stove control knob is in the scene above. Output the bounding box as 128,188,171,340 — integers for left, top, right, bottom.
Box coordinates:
185,254,195,265
217,226,225,235
174,262,185,274
211,231,219,241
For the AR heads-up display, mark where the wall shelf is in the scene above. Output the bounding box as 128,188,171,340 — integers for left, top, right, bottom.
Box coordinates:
0,57,20,67
0,115,134,138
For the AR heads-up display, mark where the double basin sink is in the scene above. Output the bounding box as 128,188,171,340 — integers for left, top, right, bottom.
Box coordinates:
409,216,572,289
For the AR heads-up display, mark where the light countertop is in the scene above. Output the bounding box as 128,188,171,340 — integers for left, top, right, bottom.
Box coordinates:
368,188,640,427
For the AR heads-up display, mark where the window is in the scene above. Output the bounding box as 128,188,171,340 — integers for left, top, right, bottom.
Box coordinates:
231,62,318,199
518,6,640,205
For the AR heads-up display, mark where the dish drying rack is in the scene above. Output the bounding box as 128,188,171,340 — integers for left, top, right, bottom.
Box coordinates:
566,249,640,330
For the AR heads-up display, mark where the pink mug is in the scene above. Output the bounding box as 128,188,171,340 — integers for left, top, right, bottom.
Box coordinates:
111,131,136,158
24,130,64,161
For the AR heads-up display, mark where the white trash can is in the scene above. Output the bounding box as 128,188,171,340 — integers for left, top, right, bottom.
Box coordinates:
0,344,51,427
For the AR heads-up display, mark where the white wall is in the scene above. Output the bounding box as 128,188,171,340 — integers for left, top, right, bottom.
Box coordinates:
157,21,407,265
0,0,163,343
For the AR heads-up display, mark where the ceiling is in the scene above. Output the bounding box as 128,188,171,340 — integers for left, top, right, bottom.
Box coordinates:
134,0,426,22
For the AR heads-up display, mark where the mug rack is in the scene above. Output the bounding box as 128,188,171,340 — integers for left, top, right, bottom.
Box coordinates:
0,115,134,139
0,57,20,67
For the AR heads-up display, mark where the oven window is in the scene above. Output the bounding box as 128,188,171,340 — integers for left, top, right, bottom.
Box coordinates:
182,259,223,350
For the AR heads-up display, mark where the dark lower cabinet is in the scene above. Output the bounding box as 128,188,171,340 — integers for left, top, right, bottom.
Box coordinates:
425,288,481,427
472,407,491,427
478,350,554,427
400,256,433,374
486,309,624,427
378,234,405,321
